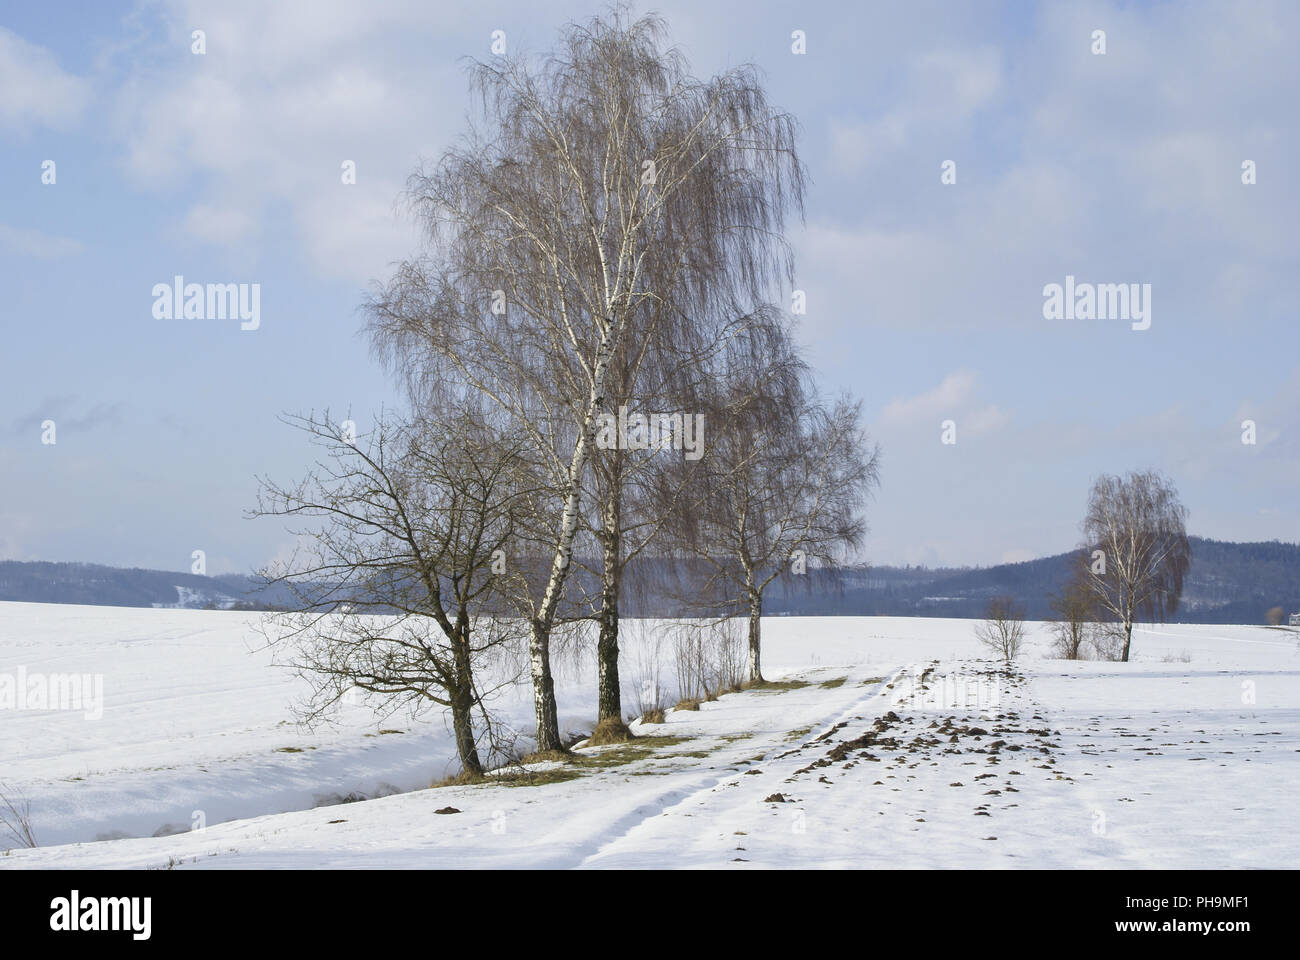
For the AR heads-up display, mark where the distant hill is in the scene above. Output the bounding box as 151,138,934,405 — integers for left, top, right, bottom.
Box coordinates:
0,561,293,610
1,536,1297,624
766,537,1300,624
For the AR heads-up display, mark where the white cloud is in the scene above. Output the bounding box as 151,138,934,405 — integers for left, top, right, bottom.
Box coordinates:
0,223,84,258
824,46,1001,178
181,203,257,247
917,47,1002,114
0,28,90,130
879,370,975,428
877,371,1007,438
108,0,461,281
829,114,906,176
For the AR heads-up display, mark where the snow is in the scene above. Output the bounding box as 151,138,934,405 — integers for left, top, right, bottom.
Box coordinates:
150,585,240,609
1,602,1296,868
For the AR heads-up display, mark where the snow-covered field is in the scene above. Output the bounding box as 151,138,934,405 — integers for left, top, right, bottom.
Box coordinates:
1,601,1296,868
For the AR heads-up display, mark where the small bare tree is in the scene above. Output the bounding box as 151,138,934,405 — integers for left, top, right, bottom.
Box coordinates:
1266,606,1285,627
253,412,532,779
1049,555,1096,660
976,596,1027,664
662,317,879,684
1081,470,1191,662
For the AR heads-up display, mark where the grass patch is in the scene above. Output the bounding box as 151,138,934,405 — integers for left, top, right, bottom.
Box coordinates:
274,746,313,753
568,745,655,768
819,676,848,689
657,739,724,762
519,749,570,764
496,768,584,788
587,717,634,746
700,683,741,703
673,697,702,712
432,732,703,792
429,770,488,789
784,724,815,742
742,678,811,692
860,676,887,686
628,735,693,749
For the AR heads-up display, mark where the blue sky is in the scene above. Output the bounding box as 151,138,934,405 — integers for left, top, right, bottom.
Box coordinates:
2,0,1297,574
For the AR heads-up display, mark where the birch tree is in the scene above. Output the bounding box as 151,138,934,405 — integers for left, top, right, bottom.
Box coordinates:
367,9,805,749
1080,470,1191,662
578,305,756,736
663,317,880,683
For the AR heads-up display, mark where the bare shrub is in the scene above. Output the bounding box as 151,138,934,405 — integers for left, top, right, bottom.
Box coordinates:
667,617,747,703
1090,627,1126,661
672,622,711,702
1050,556,1096,660
710,617,746,694
975,596,1027,664
0,783,37,849
622,619,667,723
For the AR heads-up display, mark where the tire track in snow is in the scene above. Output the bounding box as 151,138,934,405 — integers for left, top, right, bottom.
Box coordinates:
574,664,908,868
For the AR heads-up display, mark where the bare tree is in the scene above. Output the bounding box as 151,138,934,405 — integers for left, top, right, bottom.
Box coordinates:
252,412,532,778
1080,470,1191,662
1266,606,1285,627
975,596,1027,664
663,318,880,684
1049,554,1096,660
577,306,765,738
366,8,806,750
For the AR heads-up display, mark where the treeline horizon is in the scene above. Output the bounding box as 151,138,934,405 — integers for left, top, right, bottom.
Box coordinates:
4,534,1296,625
